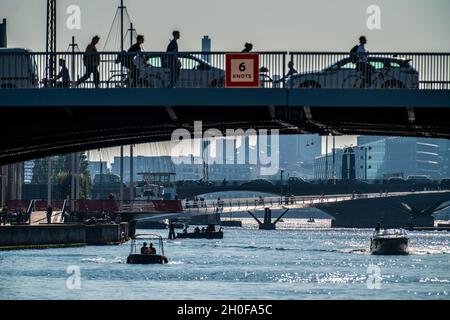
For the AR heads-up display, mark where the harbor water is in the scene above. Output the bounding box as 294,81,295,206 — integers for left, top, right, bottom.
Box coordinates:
0,219,449,300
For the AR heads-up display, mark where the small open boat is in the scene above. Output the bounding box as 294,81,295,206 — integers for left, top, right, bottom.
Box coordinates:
126,233,169,264
370,229,409,255
176,231,224,239
176,225,223,239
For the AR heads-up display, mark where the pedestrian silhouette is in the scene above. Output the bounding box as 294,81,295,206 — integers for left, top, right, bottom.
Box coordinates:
76,35,101,88
241,42,253,53
165,30,181,87
128,35,145,86
351,36,373,88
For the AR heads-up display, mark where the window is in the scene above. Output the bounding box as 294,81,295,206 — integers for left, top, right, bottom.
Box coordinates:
179,57,200,70
146,56,162,67
340,61,356,70
368,61,385,69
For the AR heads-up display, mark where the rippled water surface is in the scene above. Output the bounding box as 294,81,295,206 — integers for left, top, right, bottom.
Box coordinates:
0,219,449,300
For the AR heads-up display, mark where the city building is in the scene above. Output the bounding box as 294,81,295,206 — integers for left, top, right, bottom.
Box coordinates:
110,155,253,183
88,161,109,181
315,137,445,180
23,160,34,184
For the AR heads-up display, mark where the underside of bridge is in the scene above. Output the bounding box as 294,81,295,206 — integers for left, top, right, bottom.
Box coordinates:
0,88,449,164
313,191,450,228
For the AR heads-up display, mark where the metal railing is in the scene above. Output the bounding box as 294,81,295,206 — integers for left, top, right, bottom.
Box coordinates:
0,51,448,90
289,52,450,89
183,189,450,215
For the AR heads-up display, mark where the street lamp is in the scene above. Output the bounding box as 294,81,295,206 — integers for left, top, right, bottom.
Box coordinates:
280,169,284,196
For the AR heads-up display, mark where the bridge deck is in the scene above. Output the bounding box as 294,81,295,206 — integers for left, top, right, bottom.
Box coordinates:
183,190,450,215
0,88,449,108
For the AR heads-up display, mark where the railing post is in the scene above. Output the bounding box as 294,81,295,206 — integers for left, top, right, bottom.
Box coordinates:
71,36,76,88
289,53,294,89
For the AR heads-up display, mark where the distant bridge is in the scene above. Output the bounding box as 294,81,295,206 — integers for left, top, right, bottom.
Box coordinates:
175,180,442,199
182,190,450,228
0,51,449,164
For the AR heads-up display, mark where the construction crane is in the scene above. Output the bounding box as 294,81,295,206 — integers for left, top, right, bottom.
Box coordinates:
46,0,57,79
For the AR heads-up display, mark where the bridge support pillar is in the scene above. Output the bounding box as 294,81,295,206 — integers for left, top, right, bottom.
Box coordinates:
247,208,290,230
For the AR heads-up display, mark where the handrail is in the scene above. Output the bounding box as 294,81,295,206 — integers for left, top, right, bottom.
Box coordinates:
1,51,448,90
2,50,448,55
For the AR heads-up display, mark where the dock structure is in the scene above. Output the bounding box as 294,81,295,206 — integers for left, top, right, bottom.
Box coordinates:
0,223,129,250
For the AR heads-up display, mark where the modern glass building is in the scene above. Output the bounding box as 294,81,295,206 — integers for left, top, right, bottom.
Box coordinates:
315,137,444,180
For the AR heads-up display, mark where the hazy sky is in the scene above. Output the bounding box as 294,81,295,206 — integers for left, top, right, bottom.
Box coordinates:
1,0,450,52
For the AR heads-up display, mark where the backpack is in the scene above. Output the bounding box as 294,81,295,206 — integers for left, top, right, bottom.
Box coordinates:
349,45,359,62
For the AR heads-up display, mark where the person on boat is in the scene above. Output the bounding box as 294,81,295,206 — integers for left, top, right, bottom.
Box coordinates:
86,216,97,225
141,242,149,254
168,221,176,240
46,205,53,224
375,222,381,232
0,207,5,225
16,208,23,224
149,243,156,254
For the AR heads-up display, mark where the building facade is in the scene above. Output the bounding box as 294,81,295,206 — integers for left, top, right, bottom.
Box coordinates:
315,137,445,180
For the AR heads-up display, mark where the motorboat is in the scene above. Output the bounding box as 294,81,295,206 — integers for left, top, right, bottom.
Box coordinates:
126,233,169,264
176,225,223,239
370,229,409,255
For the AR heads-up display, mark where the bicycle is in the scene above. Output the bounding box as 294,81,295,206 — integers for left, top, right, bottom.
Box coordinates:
343,67,404,89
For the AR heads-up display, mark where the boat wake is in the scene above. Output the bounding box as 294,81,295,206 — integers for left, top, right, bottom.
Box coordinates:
81,257,126,264
408,247,450,255
167,260,184,265
307,248,369,254
211,244,295,251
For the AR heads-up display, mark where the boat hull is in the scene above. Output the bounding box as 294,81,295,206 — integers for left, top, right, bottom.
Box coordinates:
370,237,409,255
176,231,223,239
126,254,168,264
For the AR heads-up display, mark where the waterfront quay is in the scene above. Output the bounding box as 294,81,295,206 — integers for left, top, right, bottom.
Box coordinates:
0,223,129,250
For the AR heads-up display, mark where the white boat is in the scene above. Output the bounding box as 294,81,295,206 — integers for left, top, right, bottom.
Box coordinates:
370,229,409,255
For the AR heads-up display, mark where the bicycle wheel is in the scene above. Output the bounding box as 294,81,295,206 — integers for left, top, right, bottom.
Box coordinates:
107,74,128,88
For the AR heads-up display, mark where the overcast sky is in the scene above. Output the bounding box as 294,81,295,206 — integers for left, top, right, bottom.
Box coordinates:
1,0,450,52
1,0,449,161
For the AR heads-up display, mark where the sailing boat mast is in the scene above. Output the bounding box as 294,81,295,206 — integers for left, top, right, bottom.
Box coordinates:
119,0,125,51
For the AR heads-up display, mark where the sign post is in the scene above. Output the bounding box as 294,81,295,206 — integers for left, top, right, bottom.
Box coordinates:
225,53,260,88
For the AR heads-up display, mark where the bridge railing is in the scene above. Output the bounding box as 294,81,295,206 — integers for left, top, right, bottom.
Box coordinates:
289,52,450,89
1,51,449,89
0,51,287,89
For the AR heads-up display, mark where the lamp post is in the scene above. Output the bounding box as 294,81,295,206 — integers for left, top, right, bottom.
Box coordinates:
325,135,329,181
280,169,284,196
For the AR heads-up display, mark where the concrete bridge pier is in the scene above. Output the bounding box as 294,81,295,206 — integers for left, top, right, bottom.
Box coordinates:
247,208,290,230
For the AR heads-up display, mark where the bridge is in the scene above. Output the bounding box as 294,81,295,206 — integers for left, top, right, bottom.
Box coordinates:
168,190,450,228
0,51,449,164
174,179,444,199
